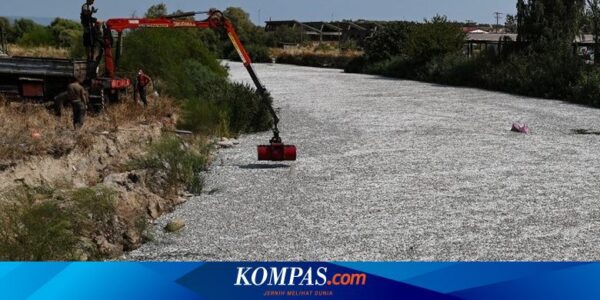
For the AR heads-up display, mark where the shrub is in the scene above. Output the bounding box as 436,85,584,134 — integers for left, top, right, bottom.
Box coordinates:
131,134,209,194
406,15,465,63
49,18,83,48
0,17,15,43
344,55,368,73
70,188,117,236
69,31,86,59
481,50,583,99
17,26,56,47
314,43,335,52
180,99,224,134
198,29,224,56
12,18,38,42
422,53,480,85
276,52,356,69
228,43,272,63
0,186,117,261
364,55,418,78
120,28,227,99
364,22,412,62
219,82,273,134
340,40,359,52
571,66,600,106
0,199,78,261
180,81,272,135
120,26,273,135
346,13,600,108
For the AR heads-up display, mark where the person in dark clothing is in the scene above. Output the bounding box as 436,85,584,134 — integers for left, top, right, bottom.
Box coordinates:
136,70,152,107
53,91,68,117
81,0,98,61
66,79,89,129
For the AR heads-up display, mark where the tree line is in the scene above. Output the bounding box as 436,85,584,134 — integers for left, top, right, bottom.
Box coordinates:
345,0,600,107
0,17,82,48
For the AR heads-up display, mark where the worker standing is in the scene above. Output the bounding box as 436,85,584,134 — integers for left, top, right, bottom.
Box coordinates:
67,78,89,129
136,70,152,107
53,91,68,117
80,0,98,61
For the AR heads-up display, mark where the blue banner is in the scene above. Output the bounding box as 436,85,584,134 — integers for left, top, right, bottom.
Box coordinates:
0,262,599,299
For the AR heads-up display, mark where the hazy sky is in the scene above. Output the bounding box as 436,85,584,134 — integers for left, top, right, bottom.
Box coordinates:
1,0,517,24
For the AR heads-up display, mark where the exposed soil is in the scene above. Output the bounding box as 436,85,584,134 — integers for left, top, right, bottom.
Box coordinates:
0,99,190,258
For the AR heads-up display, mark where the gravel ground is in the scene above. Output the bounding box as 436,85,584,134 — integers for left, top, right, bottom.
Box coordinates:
127,62,600,261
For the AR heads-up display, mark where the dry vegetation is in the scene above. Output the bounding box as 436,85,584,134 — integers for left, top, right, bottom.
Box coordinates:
270,46,363,58
0,95,178,162
7,44,69,58
270,46,363,69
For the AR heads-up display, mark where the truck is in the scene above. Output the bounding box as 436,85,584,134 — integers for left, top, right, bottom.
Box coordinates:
0,56,90,101
0,27,128,107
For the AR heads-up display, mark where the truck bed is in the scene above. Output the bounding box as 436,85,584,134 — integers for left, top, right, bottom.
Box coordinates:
0,56,89,80
0,56,92,101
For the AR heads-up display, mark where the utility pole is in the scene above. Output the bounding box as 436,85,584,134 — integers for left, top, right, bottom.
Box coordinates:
494,12,504,32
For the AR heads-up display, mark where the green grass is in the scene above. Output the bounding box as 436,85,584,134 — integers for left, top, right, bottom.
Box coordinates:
0,186,116,261
131,134,210,195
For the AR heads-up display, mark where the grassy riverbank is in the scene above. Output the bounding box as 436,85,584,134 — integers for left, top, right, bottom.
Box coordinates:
272,47,361,69
345,13,600,107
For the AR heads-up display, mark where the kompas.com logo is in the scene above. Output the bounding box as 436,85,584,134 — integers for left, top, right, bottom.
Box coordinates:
234,266,367,287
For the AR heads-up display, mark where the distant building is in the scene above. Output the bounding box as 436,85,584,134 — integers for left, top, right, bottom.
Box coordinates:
332,21,381,43
465,33,517,57
464,32,596,57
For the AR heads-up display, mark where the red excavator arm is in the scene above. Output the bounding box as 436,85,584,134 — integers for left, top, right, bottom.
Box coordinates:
104,9,296,161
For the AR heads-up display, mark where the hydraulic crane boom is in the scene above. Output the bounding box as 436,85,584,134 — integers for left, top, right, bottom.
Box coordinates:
104,9,296,161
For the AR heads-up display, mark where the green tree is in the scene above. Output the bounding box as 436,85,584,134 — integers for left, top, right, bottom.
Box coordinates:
198,29,224,55
120,28,227,99
0,17,9,31
145,3,167,18
220,7,271,61
517,0,586,52
407,16,466,63
223,7,256,42
17,23,55,47
505,14,517,33
12,18,37,41
49,18,82,48
0,17,14,43
587,0,600,53
171,9,195,20
364,22,413,62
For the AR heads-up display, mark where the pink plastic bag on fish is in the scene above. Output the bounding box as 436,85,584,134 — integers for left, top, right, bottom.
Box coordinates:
511,122,530,134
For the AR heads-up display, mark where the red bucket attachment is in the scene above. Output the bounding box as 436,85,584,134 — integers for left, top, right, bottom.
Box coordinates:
257,143,297,161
